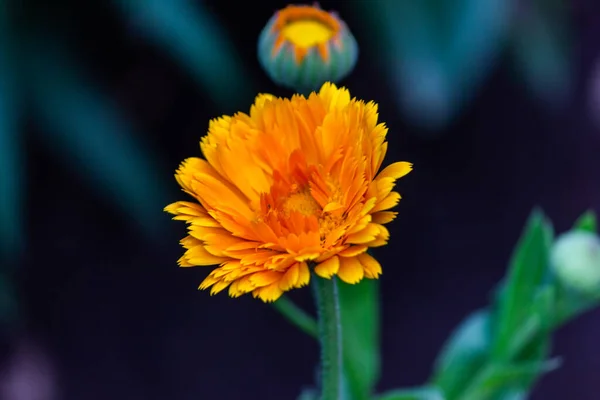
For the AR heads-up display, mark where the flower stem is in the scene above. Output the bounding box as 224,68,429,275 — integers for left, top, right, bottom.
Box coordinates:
312,275,343,400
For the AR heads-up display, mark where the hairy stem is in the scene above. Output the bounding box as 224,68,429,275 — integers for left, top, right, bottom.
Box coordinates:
312,275,343,400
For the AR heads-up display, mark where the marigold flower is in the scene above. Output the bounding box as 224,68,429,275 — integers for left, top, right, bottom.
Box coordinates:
258,4,358,92
165,83,412,302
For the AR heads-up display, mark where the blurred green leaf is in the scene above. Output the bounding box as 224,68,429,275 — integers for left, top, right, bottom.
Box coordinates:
506,285,554,361
573,210,597,233
353,0,509,131
554,279,598,327
297,388,319,400
0,3,23,261
375,386,444,400
431,310,490,399
511,1,572,107
113,0,256,112
273,296,318,339
491,388,527,400
457,359,560,400
338,279,380,400
25,39,170,239
492,209,553,361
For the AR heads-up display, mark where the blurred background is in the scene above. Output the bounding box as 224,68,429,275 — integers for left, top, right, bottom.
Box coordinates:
0,0,599,399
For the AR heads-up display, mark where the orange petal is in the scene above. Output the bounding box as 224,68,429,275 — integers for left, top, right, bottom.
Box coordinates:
371,192,401,213
371,211,397,224
249,270,283,287
337,256,364,284
314,256,340,278
345,223,380,244
209,280,231,295
279,263,300,290
338,245,369,258
198,274,218,290
346,215,371,235
377,161,413,180
184,245,229,266
297,262,310,287
253,282,284,302
358,253,382,279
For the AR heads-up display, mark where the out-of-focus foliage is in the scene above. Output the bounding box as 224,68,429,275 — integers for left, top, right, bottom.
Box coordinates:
423,210,599,400
0,1,22,262
375,387,444,400
281,210,599,400
353,0,572,132
24,37,169,239
0,0,261,268
510,0,572,108
0,0,577,262
113,0,257,113
282,210,600,400
338,279,380,400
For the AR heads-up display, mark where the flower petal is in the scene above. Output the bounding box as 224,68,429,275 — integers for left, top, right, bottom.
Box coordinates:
183,245,229,266
337,256,364,284
358,252,382,279
371,192,401,213
377,161,413,180
253,282,284,302
314,256,340,278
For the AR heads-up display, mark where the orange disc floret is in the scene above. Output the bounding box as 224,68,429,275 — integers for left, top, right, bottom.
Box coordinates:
270,4,342,63
165,83,412,302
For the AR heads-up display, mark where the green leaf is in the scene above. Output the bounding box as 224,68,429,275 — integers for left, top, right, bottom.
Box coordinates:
573,210,597,233
510,0,572,107
457,359,561,400
492,209,553,361
375,386,444,400
113,0,256,112
297,388,319,400
509,287,553,393
553,280,598,327
272,296,318,339
0,6,23,261
338,279,380,400
25,39,170,241
431,310,491,399
352,0,509,131
506,285,555,361
491,388,527,400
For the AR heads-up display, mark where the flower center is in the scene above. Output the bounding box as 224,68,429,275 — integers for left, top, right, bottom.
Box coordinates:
281,189,321,217
281,19,334,48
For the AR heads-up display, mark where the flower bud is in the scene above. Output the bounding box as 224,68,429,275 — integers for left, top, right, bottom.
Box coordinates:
551,231,600,294
257,4,358,93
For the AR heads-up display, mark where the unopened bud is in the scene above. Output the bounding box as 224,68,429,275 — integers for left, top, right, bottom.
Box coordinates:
551,231,600,294
257,4,358,93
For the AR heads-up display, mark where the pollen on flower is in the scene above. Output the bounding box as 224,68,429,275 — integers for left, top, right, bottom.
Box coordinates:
282,190,321,217
165,82,413,302
281,19,334,49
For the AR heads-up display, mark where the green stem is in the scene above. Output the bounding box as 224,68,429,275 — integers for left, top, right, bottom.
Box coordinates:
272,296,318,339
312,275,343,400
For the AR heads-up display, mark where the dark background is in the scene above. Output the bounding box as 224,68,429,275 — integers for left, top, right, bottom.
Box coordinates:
1,0,600,399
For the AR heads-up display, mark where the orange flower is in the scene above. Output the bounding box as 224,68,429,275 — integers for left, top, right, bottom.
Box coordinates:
165,83,412,302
